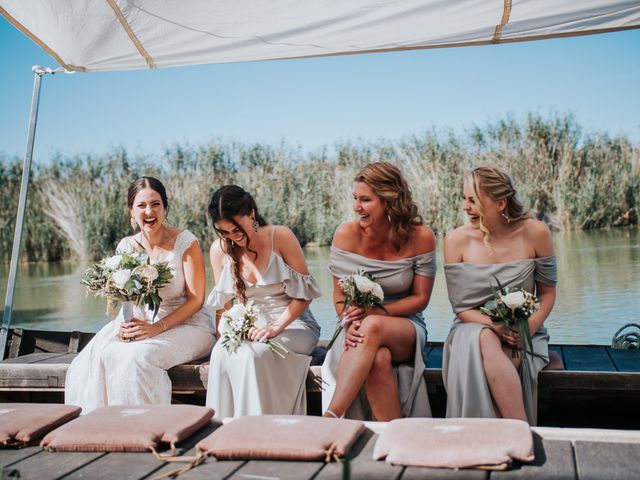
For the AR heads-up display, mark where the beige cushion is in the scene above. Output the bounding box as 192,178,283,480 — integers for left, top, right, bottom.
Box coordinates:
197,415,365,461
0,403,81,447
41,405,213,452
373,418,534,469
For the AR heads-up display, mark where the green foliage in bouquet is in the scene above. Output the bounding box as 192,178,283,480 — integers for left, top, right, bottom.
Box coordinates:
480,276,540,358
81,248,174,320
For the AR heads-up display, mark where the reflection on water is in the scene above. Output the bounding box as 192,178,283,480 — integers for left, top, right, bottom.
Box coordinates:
1,228,638,344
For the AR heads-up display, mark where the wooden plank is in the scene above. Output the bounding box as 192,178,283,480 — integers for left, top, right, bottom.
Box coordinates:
539,371,640,390
315,429,403,480
403,466,486,479
562,346,616,372
607,348,640,372
7,451,105,479
229,460,324,480
0,446,42,468
426,346,443,369
490,435,575,479
0,364,68,389
1,353,68,365
574,441,640,480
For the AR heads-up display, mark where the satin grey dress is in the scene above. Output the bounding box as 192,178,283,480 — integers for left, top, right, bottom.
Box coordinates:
442,256,557,425
321,246,436,419
206,232,322,419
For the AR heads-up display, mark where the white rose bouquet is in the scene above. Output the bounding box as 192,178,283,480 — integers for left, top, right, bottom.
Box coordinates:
479,276,540,358
81,249,174,322
326,271,386,350
220,301,288,358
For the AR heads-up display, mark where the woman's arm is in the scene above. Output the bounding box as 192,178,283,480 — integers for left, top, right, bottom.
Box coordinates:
125,240,208,340
249,226,312,341
528,220,556,335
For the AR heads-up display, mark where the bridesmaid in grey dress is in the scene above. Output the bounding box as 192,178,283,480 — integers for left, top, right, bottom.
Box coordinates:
206,185,321,418
442,165,557,425
322,162,436,421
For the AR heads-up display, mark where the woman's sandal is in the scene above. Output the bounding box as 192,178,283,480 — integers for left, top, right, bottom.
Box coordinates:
324,409,339,419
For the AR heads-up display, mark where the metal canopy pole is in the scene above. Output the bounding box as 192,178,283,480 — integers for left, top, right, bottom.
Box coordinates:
0,66,65,358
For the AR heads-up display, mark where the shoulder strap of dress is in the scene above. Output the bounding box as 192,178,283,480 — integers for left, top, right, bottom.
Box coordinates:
175,230,198,257
271,226,277,253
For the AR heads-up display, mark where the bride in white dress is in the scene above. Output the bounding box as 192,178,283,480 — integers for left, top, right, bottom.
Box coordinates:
65,177,215,413
206,185,321,418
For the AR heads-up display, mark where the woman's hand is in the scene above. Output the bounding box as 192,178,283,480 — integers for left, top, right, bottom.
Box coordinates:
119,318,163,341
248,324,283,343
341,305,365,326
501,328,522,349
344,319,364,351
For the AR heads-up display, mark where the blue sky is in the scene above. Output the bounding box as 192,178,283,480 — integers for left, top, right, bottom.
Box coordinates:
1,16,639,162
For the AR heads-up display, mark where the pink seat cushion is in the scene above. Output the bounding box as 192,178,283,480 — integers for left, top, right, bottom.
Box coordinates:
0,403,81,447
197,415,365,461
41,405,213,452
373,418,534,469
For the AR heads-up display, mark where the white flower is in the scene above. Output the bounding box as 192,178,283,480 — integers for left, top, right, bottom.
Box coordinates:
104,255,122,269
353,274,377,293
371,283,384,301
132,265,158,282
112,269,131,289
501,291,526,309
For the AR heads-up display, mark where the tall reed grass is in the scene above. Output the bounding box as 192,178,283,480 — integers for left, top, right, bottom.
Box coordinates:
0,114,637,262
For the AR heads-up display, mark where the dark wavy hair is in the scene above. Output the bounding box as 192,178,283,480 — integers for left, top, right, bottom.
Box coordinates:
208,185,268,303
354,162,423,251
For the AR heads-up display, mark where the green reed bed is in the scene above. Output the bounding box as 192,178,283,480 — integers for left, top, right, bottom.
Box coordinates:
0,114,638,262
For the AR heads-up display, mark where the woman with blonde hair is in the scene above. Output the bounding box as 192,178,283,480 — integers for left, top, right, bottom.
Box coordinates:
442,165,556,424
322,162,436,420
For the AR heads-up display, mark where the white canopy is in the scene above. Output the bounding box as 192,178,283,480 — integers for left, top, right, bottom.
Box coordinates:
1,0,639,72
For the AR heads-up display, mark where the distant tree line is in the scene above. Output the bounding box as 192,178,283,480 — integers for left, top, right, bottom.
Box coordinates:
1,113,637,262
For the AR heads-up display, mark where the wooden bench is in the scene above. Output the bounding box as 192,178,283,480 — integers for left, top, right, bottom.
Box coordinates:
2,329,640,427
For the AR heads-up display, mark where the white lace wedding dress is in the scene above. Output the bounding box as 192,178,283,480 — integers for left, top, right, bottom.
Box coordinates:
65,230,215,413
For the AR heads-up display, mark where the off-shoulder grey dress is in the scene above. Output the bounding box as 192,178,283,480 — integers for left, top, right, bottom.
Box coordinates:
206,229,322,419
321,246,437,419
442,256,557,425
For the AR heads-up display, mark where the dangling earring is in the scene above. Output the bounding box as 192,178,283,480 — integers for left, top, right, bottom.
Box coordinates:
387,214,392,224
501,211,511,223
252,217,259,232
130,216,137,230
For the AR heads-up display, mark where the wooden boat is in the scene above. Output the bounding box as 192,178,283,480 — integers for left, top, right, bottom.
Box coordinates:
2,328,639,429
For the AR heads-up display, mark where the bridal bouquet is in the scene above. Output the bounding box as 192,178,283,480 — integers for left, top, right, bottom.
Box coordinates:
326,271,386,349
220,301,288,358
479,276,540,358
81,249,174,322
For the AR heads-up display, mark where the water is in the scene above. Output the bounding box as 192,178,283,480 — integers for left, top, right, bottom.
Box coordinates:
1,228,639,344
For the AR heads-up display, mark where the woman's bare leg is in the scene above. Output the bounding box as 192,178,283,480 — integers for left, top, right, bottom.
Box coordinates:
365,347,402,420
325,315,415,418
479,328,527,421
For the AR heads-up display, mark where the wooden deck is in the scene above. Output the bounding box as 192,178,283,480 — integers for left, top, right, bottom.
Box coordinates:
2,329,640,428
2,422,640,480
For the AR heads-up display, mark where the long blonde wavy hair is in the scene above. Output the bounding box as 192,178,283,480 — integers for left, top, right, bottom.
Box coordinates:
467,165,530,251
354,162,423,251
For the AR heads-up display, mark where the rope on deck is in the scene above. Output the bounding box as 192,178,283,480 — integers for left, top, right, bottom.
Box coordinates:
611,323,640,349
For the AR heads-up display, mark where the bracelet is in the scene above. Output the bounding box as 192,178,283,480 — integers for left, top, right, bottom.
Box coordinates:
159,318,168,332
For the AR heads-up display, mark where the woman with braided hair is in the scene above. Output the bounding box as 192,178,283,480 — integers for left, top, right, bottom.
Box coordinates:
322,162,437,420
205,185,321,418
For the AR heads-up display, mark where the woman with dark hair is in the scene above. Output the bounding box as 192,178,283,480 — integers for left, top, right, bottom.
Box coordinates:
65,176,215,412
322,162,436,420
206,185,321,418
442,165,556,424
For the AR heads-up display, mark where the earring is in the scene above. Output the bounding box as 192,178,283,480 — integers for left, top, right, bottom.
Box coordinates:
501,211,511,223
130,216,137,230
252,217,259,232
387,214,392,224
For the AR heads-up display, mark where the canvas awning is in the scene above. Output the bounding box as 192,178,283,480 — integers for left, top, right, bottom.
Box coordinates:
1,0,640,73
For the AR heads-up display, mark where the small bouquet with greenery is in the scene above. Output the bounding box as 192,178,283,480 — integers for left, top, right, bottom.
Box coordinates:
479,276,540,358
220,301,288,358
327,271,387,350
81,249,174,322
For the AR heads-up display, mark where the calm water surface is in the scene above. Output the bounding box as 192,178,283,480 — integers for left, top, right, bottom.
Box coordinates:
1,228,638,344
